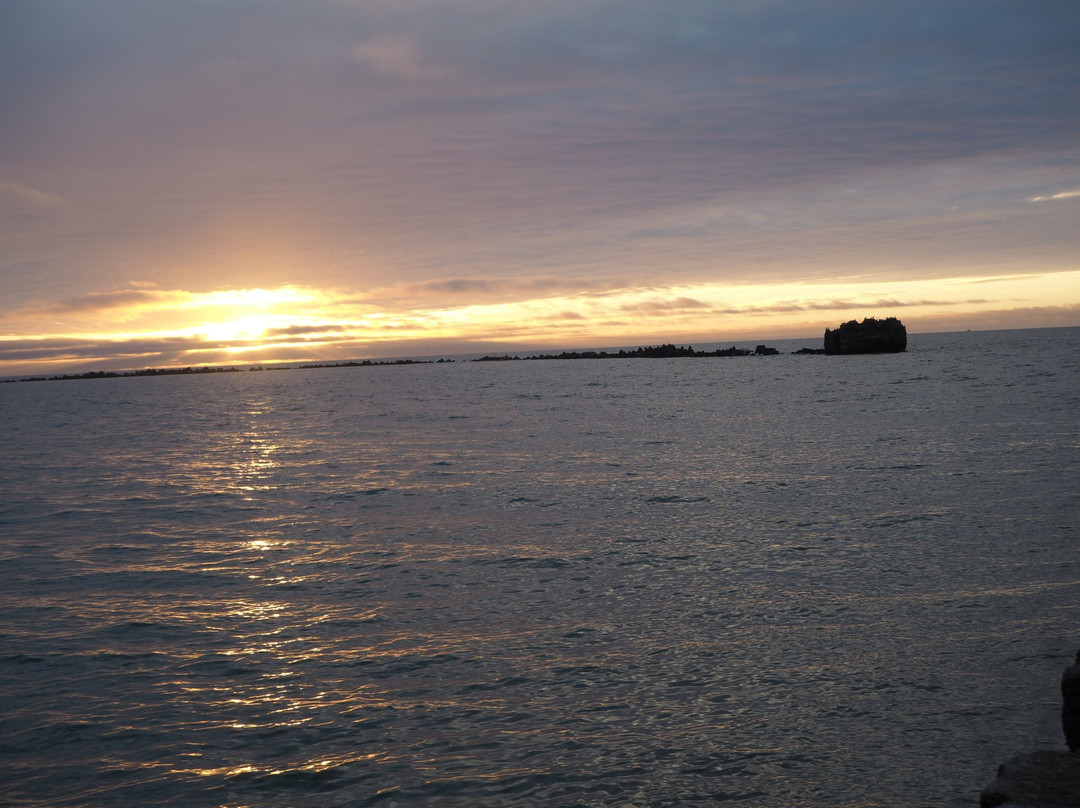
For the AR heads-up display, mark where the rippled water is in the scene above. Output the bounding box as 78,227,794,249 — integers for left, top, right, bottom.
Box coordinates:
1,328,1078,807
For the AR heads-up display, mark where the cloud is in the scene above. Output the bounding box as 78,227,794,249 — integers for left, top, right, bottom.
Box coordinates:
0,180,66,207
0,335,200,363
718,297,992,315
264,324,349,337
410,277,596,295
12,285,325,319
618,296,712,314
411,278,503,295
352,35,448,79
602,295,993,319
387,276,611,308
1030,191,1080,202
898,303,1080,334
40,288,179,314
0,329,361,369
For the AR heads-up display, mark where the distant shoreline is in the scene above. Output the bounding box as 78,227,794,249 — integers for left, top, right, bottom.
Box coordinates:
7,325,1072,383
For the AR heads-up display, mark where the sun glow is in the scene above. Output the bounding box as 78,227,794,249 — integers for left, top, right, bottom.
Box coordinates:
195,315,274,342
174,287,327,343
0,271,1077,376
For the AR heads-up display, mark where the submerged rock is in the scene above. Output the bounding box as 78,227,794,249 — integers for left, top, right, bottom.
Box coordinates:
823,316,907,354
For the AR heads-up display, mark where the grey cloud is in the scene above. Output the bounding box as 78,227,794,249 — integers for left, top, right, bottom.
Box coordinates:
432,277,564,293
713,298,991,316
0,334,198,362
41,288,172,313
0,330,361,366
414,278,502,295
264,324,350,337
1,0,1077,319
619,296,712,314
398,276,608,303
9,1,1076,165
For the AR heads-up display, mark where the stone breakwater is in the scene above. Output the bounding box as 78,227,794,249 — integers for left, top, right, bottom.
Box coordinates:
980,652,1080,807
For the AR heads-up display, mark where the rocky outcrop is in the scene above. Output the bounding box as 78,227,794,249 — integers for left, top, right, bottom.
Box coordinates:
1064,651,1080,752
980,652,1080,807
981,751,1080,808
474,344,772,360
823,316,907,354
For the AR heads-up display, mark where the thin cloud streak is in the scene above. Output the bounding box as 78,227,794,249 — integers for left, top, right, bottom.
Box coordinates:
0,179,66,207
1030,191,1080,202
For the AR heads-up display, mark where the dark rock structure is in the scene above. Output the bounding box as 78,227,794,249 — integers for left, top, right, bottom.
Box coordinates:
474,343,771,361
1064,652,1080,753
823,316,907,354
981,752,1080,808
716,345,753,357
980,652,1080,807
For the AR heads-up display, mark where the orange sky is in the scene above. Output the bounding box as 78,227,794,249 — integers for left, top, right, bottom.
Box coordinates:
2,270,1077,376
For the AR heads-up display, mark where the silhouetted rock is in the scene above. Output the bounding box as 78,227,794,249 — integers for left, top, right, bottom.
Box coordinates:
980,652,1080,807
472,344,767,361
1064,652,1080,752
980,751,1080,807
754,345,779,355
823,317,907,354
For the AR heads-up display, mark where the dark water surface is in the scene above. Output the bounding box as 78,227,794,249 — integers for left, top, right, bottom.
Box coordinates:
1,328,1078,807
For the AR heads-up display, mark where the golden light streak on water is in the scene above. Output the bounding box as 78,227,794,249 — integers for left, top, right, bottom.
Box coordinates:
185,750,387,778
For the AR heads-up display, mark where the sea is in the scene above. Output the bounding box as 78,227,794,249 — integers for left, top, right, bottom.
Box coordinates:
1,327,1077,808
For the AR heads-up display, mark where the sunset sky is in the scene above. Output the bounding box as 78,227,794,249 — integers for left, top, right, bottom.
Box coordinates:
2,0,1078,374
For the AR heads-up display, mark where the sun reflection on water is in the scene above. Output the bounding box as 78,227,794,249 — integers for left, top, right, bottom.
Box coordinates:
183,750,387,779
224,600,288,620
164,395,305,501
229,431,280,496
246,539,287,551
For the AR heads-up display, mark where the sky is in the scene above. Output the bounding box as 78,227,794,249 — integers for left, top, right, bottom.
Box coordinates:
2,0,1078,374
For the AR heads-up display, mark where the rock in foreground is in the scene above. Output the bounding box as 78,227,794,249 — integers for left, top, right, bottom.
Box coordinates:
980,652,1080,807
823,316,907,354
1064,652,1080,752
980,751,1080,807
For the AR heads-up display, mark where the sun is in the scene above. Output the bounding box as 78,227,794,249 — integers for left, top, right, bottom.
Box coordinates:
179,287,325,346
197,314,277,343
